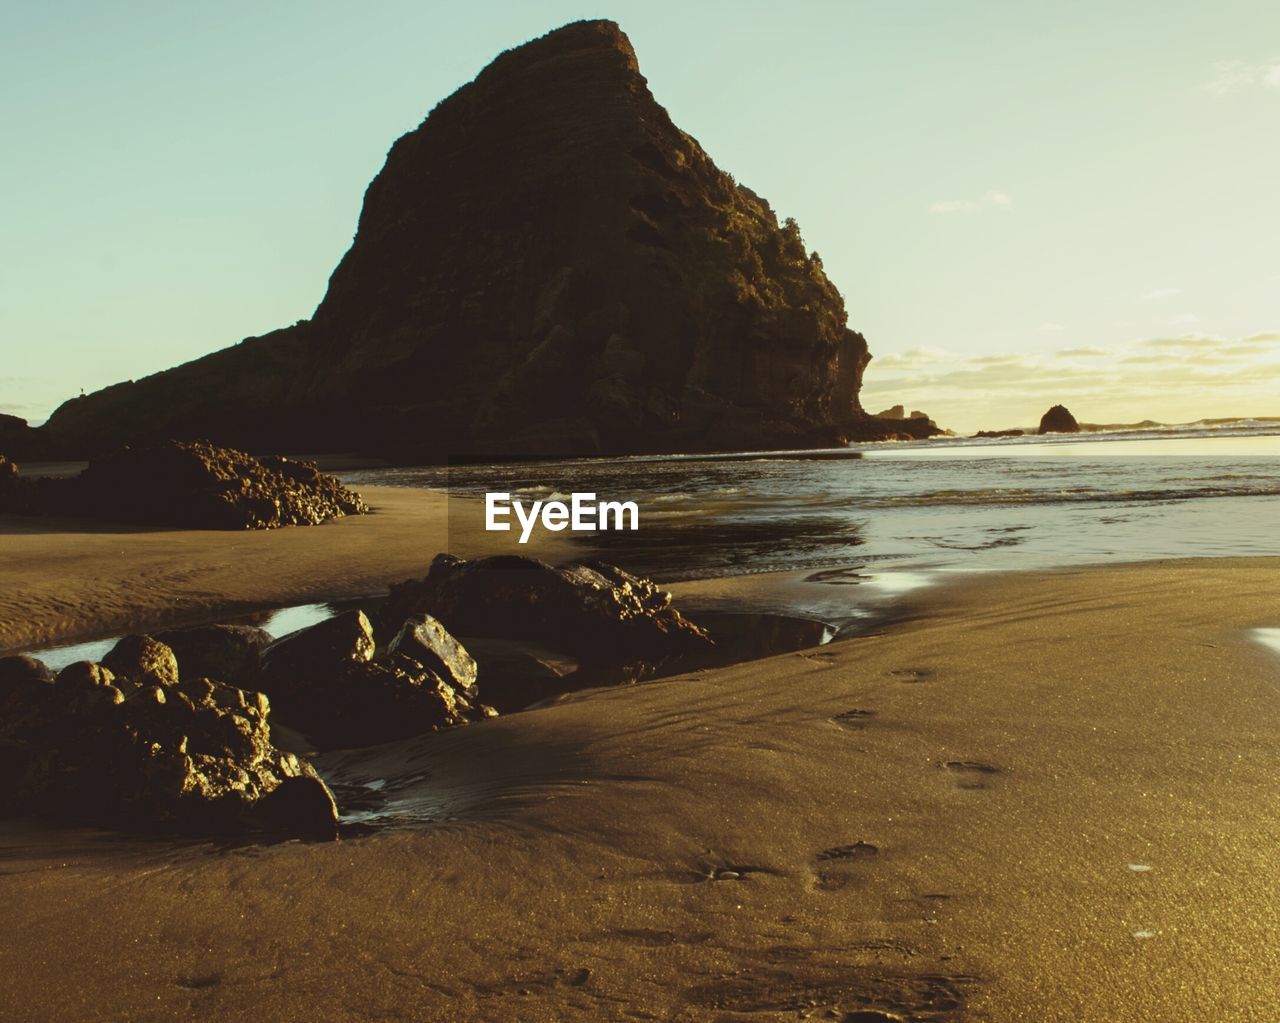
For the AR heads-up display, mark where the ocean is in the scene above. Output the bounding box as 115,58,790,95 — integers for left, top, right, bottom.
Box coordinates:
344,421,1280,582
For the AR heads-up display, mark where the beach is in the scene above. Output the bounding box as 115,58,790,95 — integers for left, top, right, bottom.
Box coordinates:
0,486,574,655
1,482,1278,1020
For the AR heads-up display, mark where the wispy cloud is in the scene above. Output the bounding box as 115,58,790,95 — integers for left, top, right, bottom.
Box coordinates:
1204,59,1280,96
1058,346,1112,357
928,190,1013,216
1141,287,1180,301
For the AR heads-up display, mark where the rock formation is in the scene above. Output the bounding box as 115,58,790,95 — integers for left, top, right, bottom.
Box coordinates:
386,554,713,664
0,440,367,529
37,20,938,459
256,610,493,750
0,643,337,837
1038,405,1080,435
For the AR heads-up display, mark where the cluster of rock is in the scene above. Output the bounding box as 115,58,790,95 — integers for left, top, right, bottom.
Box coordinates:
254,610,494,750
35,20,938,460
970,405,1081,439
1,555,713,836
0,641,337,838
383,554,714,711
0,439,367,529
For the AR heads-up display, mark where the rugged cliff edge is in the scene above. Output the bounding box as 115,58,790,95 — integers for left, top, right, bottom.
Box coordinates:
39,20,935,460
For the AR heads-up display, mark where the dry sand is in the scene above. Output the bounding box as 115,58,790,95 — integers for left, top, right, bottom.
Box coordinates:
2,556,1279,1020
0,486,573,653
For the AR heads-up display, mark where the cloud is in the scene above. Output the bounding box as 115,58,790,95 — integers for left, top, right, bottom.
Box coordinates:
1139,334,1223,350
1204,59,1280,95
1141,287,1180,301
860,328,1279,432
928,190,1013,216
1170,312,1199,327
1057,346,1112,357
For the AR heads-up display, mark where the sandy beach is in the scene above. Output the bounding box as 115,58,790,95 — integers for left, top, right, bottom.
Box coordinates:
0,486,573,654
2,543,1278,1020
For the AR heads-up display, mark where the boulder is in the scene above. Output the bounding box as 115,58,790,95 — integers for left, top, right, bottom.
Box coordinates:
388,613,479,697
0,439,368,530
260,610,376,680
153,623,272,689
0,655,56,736
257,609,491,749
101,635,180,688
875,405,906,420
385,555,713,667
974,429,1025,439
259,650,493,751
1038,405,1080,435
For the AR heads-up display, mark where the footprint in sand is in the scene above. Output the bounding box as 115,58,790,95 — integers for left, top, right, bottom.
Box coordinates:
942,760,1002,790
690,863,776,883
889,668,932,683
813,842,879,891
831,709,877,730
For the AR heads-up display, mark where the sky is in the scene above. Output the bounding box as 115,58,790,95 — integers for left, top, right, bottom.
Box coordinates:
1,0,1277,433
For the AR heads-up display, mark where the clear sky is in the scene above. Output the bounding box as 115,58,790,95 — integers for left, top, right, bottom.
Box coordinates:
2,0,1277,433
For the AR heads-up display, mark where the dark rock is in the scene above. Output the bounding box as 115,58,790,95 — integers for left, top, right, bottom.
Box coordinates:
875,405,906,420
152,623,272,689
974,429,1025,439
39,20,909,460
258,649,492,751
387,614,478,697
386,554,713,667
0,414,42,460
0,656,56,736
0,654,54,688
0,440,368,529
54,660,125,712
1,662,333,836
101,635,180,688
260,610,376,682
255,775,339,839
1038,405,1080,435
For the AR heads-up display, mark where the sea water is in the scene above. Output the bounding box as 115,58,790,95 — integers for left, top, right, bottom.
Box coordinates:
344,424,1280,583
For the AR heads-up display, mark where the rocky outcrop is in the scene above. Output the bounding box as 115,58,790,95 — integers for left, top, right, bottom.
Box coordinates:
0,415,41,460
386,555,713,667
0,646,337,837
1038,405,1080,435
0,440,367,529
38,20,935,460
257,611,493,750
974,429,1025,439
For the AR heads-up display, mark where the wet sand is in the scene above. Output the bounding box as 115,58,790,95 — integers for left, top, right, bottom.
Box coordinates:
0,486,572,653
2,557,1278,1020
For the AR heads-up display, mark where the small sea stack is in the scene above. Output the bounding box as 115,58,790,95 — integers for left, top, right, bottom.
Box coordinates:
1037,405,1080,435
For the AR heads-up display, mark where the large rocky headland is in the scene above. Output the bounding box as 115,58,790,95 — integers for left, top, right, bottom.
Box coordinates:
24,20,939,462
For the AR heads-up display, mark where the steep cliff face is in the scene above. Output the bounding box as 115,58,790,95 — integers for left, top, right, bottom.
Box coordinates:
43,20,912,459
